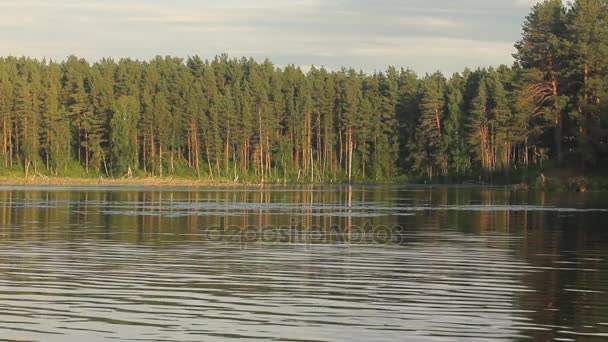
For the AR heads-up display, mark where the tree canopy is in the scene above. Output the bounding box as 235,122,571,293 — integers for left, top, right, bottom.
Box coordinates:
0,0,606,181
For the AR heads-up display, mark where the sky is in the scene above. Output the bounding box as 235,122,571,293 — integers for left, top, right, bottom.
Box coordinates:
0,0,542,75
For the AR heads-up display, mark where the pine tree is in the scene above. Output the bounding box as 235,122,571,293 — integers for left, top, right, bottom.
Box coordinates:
41,63,71,174
566,0,608,166
0,59,17,168
468,75,491,173
396,69,420,172
375,68,401,179
412,72,447,179
63,56,94,172
514,0,569,162
444,72,469,175
88,60,115,174
110,95,140,175
14,60,41,175
337,69,362,182
487,70,513,171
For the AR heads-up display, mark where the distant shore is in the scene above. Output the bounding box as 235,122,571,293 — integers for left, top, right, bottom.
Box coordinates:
0,176,260,187
0,173,606,192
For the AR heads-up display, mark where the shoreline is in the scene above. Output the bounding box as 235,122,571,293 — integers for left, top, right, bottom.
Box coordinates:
0,175,605,192
0,176,507,189
0,176,260,187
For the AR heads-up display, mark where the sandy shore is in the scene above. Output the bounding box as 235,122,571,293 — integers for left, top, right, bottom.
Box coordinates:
0,176,260,187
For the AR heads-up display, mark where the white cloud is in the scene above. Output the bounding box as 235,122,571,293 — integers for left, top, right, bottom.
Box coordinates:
397,16,464,30
350,38,511,59
0,0,534,74
514,0,542,7
0,14,35,27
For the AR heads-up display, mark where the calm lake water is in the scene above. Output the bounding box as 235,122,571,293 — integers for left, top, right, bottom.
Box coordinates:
1,185,608,341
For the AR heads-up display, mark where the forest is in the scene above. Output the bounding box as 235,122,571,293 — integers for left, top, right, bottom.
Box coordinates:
0,0,606,183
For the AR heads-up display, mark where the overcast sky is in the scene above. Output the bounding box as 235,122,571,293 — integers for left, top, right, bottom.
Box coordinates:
0,0,541,74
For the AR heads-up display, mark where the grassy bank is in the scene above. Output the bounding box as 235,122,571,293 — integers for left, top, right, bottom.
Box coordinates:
498,162,608,192
0,165,606,191
0,176,260,187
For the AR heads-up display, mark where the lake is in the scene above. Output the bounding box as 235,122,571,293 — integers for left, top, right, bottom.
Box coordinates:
0,185,607,341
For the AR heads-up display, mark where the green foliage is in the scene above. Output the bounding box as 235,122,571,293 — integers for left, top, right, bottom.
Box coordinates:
0,0,606,184
409,72,447,179
59,160,95,178
110,95,140,176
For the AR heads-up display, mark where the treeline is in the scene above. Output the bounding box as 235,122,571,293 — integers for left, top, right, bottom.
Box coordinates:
0,0,606,182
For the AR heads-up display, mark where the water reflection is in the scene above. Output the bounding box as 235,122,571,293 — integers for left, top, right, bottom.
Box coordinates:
0,186,607,341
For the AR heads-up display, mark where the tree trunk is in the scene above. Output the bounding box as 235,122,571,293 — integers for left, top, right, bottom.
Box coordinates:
225,120,230,176
84,130,89,173
347,127,353,183
159,144,163,178
202,130,213,179
551,78,563,163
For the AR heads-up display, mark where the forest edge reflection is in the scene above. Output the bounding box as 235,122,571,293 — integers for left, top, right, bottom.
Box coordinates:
0,186,608,341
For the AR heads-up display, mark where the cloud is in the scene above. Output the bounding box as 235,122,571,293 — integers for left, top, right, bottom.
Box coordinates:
346,37,514,73
350,37,512,59
397,16,465,30
0,15,35,27
514,0,542,7
0,0,535,74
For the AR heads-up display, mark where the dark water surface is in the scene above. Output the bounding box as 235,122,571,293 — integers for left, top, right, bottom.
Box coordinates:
0,185,608,341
